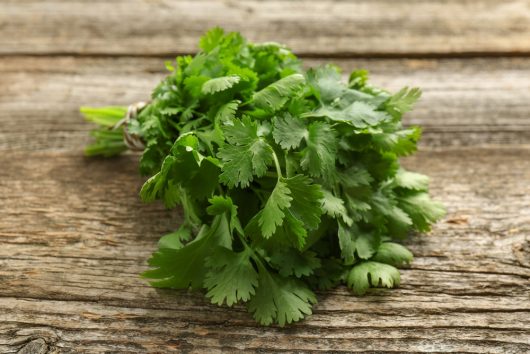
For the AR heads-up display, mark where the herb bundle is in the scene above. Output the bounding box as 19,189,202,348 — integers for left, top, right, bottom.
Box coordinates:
81,28,445,326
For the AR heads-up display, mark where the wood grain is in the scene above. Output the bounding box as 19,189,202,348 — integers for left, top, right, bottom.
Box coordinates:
1,56,529,152
1,0,530,57
0,148,529,353
2,0,530,352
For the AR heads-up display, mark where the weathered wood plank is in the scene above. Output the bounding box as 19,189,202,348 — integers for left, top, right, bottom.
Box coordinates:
0,148,529,353
1,56,529,151
1,0,529,56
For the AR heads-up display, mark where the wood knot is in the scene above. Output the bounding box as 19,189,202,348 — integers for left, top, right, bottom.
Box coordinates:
17,338,48,354
513,237,530,268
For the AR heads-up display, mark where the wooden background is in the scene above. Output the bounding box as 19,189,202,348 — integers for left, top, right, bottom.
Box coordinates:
1,1,529,353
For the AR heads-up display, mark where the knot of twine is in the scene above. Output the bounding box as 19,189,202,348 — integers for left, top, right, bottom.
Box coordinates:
113,101,148,151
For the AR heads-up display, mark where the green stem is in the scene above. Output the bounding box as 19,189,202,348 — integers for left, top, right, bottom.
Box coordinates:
271,150,283,179
284,151,292,178
264,171,278,178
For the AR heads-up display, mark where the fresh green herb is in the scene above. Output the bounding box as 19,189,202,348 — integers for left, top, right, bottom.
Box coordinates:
82,27,445,326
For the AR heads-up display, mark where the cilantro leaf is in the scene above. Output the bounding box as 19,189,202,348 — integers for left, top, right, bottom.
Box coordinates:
258,175,322,243
218,117,273,188
158,225,192,250
307,258,346,290
206,195,234,215
337,222,380,263
283,175,323,230
300,122,337,181
253,74,305,111
398,192,446,231
202,75,241,95
143,214,232,289
272,115,337,183
394,169,429,191
272,113,307,150
306,65,345,103
140,135,220,207
215,100,240,124
270,249,321,278
347,261,401,295
306,101,391,129
371,125,421,156
248,264,317,326
199,27,225,52
372,242,413,267
204,247,258,306
259,179,292,237
320,190,353,226
384,87,422,119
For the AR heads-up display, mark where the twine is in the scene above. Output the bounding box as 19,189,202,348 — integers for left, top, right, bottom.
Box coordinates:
113,101,148,151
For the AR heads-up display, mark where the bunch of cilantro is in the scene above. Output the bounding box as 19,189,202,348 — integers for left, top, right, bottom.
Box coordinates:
81,28,445,326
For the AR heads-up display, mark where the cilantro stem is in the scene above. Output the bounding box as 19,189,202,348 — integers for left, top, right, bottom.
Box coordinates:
264,171,278,178
271,150,283,179
284,151,292,178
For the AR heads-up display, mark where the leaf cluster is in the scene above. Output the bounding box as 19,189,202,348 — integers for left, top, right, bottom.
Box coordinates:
82,28,445,326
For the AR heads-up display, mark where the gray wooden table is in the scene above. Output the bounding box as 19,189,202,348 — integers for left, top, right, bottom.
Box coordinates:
1,1,529,353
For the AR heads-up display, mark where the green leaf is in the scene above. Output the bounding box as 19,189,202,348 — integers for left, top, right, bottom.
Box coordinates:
337,166,373,188
259,179,292,237
257,175,322,248
272,113,307,150
347,261,401,295
273,116,337,182
355,232,379,260
140,136,220,207
306,65,345,103
248,264,317,326
207,196,234,215
337,223,380,263
394,169,429,191
338,222,356,265
300,121,337,181
384,87,421,119
184,75,210,97
143,215,232,289
199,27,225,52
283,175,323,230
204,247,258,306
343,194,372,223
140,155,179,205
207,196,243,234
371,125,421,156
218,117,273,188
202,75,241,95
372,242,413,267
320,190,352,226
372,188,413,231
398,192,446,231
158,225,192,250
348,69,369,89
222,115,258,145
305,101,390,129
307,258,346,290
215,100,240,124
270,249,321,278
253,74,305,111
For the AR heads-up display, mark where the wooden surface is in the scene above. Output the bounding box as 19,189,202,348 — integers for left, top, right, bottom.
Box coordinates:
2,0,530,56
0,1,529,353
